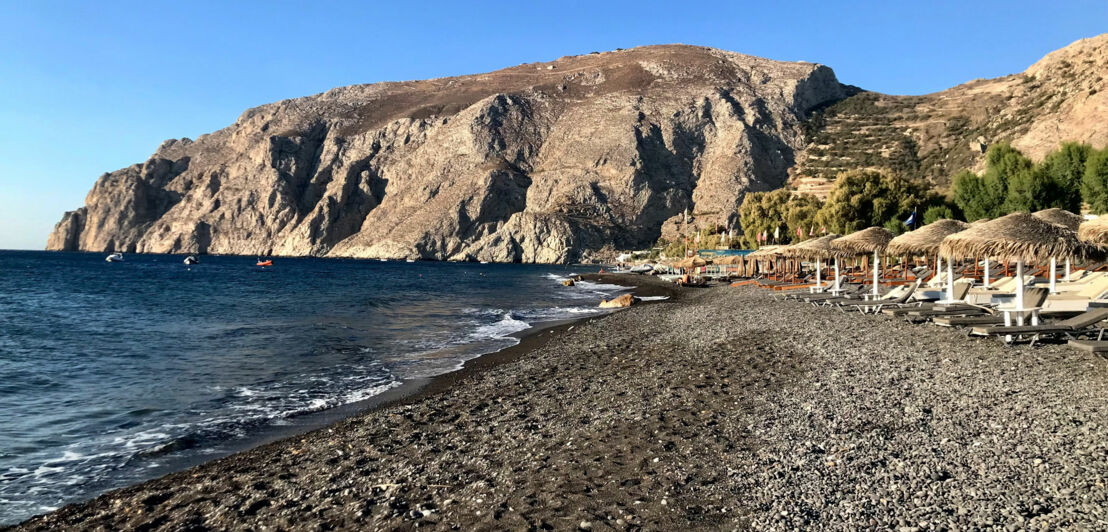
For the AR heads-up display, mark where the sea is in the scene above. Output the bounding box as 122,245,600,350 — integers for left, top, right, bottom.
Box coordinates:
0,250,636,524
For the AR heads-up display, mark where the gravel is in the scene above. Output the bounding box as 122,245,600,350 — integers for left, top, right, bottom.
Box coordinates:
10,278,1108,531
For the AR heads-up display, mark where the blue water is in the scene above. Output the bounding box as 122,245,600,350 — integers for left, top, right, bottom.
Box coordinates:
0,251,628,524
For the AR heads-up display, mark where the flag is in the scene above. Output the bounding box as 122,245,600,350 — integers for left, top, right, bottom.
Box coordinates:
773,226,780,241
797,227,802,238
904,210,916,227
809,226,814,236
821,226,827,234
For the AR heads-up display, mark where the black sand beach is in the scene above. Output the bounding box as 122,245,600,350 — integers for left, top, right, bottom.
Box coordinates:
10,276,1108,530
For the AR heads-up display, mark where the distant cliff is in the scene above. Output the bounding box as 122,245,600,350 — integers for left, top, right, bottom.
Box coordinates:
46,45,847,262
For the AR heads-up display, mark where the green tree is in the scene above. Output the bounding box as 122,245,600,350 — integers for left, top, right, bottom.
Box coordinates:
883,218,908,235
1004,166,1067,212
951,170,990,221
738,189,791,247
953,143,1034,220
815,169,939,233
783,193,822,242
738,190,825,247
1082,148,1108,214
1041,142,1091,211
922,205,955,225
983,142,1032,184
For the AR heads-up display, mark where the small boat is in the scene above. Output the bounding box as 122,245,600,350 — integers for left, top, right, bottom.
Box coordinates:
629,264,654,274
256,258,273,267
105,252,124,262
406,258,415,263
183,255,199,265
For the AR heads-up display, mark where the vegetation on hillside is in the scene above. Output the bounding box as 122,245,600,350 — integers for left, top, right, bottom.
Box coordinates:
737,141,1108,247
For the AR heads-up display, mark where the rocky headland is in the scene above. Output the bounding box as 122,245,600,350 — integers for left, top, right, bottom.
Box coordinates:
46,46,847,262
47,35,1108,262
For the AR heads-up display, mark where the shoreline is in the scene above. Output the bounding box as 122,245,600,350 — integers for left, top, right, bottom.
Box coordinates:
20,277,1102,530
6,272,679,528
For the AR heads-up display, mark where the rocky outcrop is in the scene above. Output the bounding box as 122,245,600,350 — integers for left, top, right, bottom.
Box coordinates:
794,34,1108,189
47,45,847,262
598,293,638,308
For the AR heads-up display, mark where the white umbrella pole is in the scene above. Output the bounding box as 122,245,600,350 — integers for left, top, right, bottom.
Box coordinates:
1065,257,1071,282
834,256,841,291
984,258,991,288
816,259,822,292
946,257,955,302
873,250,880,297
1050,257,1057,293
1016,261,1025,312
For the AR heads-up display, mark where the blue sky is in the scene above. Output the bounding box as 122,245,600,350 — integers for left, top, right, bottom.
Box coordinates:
1,0,1105,249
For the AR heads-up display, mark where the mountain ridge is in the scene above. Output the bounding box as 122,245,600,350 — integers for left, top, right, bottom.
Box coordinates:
48,37,1108,261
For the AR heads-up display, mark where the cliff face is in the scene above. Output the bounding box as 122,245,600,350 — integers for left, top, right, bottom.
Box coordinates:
793,34,1108,192
47,45,847,262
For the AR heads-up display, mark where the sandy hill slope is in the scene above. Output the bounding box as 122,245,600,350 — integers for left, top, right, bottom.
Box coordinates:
793,34,1108,196
47,45,845,262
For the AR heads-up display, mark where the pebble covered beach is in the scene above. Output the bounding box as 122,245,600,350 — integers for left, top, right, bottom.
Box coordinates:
11,275,1108,531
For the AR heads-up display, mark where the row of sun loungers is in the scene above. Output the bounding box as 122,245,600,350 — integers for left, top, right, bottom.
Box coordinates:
745,269,1108,350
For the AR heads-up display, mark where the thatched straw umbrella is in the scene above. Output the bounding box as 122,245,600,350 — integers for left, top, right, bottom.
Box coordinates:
781,234,841,292
831,227,894,297
1078,215,1108,245
940,212,1082,315
1034,208,1084,284
747,245,785,277
674,256,707,271
887,219,969,298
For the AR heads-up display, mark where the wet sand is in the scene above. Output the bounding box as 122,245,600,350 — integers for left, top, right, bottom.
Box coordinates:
11,278,1108,530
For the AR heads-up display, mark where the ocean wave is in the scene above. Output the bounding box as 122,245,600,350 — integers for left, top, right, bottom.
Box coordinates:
469,312,531,339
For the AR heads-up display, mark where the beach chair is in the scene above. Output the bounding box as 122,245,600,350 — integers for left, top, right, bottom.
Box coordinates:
1067,339,1108,356
833,280,921,313
969,307,1108,345
932,287,1049,327
880,280,971,316
798,284,863,304
1041,274,1108,312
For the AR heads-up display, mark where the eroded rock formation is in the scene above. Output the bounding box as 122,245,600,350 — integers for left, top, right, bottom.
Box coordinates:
47,45,846,262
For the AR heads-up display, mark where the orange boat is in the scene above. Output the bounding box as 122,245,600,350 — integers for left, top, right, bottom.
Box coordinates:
256,259,273,267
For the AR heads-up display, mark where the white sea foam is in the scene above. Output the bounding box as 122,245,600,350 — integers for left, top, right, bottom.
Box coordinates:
470,313,531,339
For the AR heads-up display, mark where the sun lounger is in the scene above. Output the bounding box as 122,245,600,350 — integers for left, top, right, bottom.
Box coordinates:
1041,274,1108,312
833,280,921,313
880,280,972,316
931,287,1049,327
970,307,1108,345
1067,339,1108,354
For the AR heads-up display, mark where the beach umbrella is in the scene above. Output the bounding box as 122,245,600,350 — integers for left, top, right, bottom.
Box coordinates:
966,218,995,284
831,227,894,297
940,212,1082,314
781,234,841,292
887,219,968,300
747,245,785,277
1078,215,1108,245
674,256,707,270
1034,208,1084,284
1076,216,1108,273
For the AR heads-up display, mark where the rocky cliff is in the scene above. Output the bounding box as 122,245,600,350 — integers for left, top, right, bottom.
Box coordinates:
46,45,847,262
793,34,1108,192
